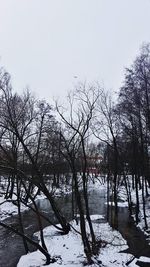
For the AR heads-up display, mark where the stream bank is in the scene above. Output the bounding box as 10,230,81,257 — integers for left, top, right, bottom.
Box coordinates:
0,188,150,266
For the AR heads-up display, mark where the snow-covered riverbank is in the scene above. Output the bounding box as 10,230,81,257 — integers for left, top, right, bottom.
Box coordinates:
17,217,130,267
17,180,150,267
17,215,150,267
117,180,150,244
1,178,150,266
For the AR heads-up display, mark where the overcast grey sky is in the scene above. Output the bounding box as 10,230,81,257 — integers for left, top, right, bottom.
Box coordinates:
0,0,150,100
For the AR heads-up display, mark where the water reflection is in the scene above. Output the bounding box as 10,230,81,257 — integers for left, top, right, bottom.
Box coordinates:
0,188,150,267
108,205,150,258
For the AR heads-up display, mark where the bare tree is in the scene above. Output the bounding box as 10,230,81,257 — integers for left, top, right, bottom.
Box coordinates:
94,89,121,218
0,70,70,232
56,83,100,263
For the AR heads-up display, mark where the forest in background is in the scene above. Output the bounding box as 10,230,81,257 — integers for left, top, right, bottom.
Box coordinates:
0,44,150,265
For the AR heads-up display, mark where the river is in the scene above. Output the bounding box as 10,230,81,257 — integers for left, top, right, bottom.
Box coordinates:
0,188,150,267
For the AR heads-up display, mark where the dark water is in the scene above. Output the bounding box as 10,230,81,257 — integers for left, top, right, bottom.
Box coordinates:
108,206,150,259
0,188,150,267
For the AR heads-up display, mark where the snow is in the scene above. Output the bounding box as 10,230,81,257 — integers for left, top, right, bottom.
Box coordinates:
117,180,150,241
0,197,18,219
0,195,28,220
138,256,150,262
90,214,104,220
129,256,150,267
107,201,129,207
1,176,150,266
18,218,132,267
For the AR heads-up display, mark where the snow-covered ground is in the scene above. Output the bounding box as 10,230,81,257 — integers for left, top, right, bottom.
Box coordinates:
17,216,150,267
0,196,26,220
17,178,150,267
0,179,28,220
17,217,131,267
0,177,70,221
117,180,150,243
0,176,150,266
